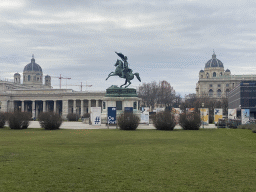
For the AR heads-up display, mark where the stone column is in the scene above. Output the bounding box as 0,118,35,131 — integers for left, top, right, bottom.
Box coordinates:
73,100,76,114
8,100,14,112
32,101,36,119
88,99,91,113
43,101,46,112
21,101,24,112
0,99,8,112
54,100,57,113
81,100,84,116
62,100,68,119
96,100,99,107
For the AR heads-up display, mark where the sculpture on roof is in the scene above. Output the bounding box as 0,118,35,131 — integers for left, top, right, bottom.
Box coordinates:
106,52,141,88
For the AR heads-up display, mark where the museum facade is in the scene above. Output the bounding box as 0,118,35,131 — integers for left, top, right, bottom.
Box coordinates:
196,52,256,98
0,56,105,119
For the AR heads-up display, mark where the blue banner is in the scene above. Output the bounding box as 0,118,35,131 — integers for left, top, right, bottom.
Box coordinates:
124,107,133,113
108,107,116,124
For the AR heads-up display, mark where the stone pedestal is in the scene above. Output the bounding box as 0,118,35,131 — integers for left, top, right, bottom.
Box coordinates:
101,85,141,124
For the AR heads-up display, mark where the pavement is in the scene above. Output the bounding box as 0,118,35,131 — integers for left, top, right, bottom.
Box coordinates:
27,121,217,130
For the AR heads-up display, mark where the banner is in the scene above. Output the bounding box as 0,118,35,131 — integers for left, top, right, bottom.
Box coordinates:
214,108,223,124
228,109,237,119
140,113,149,124
108,107,116,124
172,108,181,114
200,108,209,125
156,108,165,113
91,107,101,126
124,107,133,113
241,109,250,124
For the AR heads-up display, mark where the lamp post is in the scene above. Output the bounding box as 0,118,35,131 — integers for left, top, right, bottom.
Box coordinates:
202,103,204,129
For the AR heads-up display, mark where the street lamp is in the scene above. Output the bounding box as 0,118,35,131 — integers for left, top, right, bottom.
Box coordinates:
202,103,204,129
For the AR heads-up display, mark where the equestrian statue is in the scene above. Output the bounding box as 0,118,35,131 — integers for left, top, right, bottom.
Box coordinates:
106,52,141,88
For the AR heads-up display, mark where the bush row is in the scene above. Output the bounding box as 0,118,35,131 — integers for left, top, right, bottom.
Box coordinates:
0,112,62,130
117,111,202,131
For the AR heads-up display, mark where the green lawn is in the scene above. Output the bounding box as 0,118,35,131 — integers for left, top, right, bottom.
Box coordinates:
1,128,256,192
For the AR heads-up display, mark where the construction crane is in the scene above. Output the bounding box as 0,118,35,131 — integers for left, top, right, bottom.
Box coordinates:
51,74,71,89
68,82,92,91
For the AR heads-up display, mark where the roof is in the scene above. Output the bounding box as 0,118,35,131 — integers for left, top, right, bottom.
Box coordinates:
205,52,224,68
23,56,42,73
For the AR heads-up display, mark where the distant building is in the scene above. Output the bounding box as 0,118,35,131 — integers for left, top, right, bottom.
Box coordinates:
196,52,256,98
228,81,256,119
0,55,106,119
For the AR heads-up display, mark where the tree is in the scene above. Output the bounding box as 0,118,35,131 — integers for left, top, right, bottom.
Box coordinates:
138,80,177,110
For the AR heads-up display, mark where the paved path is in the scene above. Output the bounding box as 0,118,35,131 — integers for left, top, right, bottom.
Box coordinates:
27,121,217,130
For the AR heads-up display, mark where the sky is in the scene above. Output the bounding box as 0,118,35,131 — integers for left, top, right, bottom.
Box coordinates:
1,0,256,97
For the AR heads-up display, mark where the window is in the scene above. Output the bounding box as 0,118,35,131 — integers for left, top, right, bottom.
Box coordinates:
116,101,122,110
213,72,216,77
226,84,229,87
103,101,106,109
220,72,222,76
206,73,209,78
209,89,213,97
37,77,39,81
28,75,30,81
217,89,221,97
133,102,137,109
201,75,203,78
209,84,212,87
218,84,221,87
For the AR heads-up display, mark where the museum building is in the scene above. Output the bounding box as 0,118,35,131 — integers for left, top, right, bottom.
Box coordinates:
0,56,105,119
196,52,256,98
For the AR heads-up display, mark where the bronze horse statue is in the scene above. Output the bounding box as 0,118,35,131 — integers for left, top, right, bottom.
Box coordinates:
106,59,141,88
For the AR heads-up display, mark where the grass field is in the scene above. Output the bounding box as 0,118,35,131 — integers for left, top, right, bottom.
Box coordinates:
1,128,256,192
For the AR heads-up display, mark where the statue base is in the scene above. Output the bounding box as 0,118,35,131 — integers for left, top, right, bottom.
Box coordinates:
105,85,137,97
101,85,141,124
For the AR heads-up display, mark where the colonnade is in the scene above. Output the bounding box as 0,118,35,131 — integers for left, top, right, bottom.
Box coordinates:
5,99,102,119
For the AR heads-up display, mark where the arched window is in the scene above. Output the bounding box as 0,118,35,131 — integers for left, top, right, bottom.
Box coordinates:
209,89,213,97
206,73,209,78
213,72,216,77
28,75,30,81
220,72,222,76
217,89,221,97
201,75,203,78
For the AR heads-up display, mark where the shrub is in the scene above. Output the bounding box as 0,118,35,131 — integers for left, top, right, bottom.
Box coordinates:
0,112,6,128
238,124,256,130
252,127,256,133
7,112,31,129
66,113,80,121
153,111,176,130
117,113,140,130
82,113,90,118
38,112,63,130
179,113,201,130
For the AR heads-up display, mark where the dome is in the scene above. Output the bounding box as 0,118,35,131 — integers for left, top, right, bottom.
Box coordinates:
14,72,20,75
200,70,204,73
23,55,42,72
225,69,230,72
205,52,224,68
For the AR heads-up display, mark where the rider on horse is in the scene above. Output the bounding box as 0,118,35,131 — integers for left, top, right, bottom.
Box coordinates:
115,52,129,78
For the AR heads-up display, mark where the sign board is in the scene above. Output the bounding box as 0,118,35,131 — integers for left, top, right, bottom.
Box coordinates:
214,108,223,124
108,107,116,124
241,109,250,124
140,113,149,124
172,108,181,114
91,107,101,126
124,107,133,113
200,108,209,124
156,108,165,113
228,109,237,119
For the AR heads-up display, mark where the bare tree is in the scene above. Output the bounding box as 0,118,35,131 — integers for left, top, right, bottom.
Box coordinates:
138,80,177,110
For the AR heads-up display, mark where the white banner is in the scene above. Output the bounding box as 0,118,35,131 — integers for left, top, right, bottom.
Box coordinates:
140,113,149,124
91,107,101,126
241,109,250,124
228,109,237,119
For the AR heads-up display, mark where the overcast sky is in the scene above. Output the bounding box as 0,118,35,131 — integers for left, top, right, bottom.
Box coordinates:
1,0,255,97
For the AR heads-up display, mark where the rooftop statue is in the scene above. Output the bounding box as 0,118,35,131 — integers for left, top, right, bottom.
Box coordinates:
106,52,141,88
